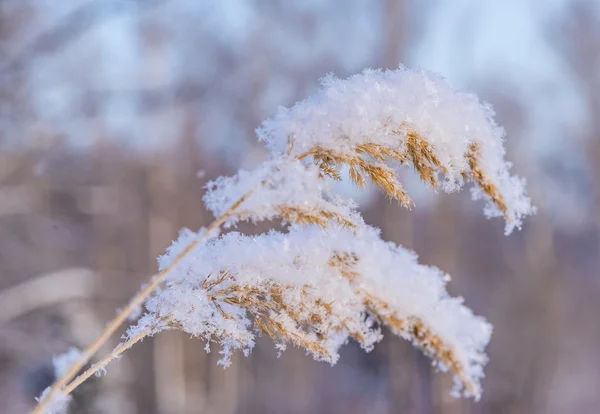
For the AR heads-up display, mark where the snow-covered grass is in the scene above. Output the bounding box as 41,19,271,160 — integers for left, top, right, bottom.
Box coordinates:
34,67,534,414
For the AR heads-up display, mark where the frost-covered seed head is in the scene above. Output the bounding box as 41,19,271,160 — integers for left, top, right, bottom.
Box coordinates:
131,67,534,401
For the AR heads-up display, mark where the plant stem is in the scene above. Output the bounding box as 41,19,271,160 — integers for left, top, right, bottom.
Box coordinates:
33,153,314,413
64,330,150,396
32,191,253,414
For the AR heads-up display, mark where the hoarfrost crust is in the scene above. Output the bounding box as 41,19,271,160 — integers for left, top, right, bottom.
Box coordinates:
140,225,492,398
133,67,533,401
256,67,534,232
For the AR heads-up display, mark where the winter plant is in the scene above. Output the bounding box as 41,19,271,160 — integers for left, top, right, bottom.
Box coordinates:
34,67,534,413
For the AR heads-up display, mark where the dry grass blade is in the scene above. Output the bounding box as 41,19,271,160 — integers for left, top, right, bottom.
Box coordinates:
348,165,366,188
234,205,359,229
180,270,365,362
466,143,508,217
275,205,358,229
364,293,477,396
299,128,455,208
33,186,259,414
356,142,408,163
355,159,412,207
33,68,533,413
305,145,413,207
317,162,342,181
328,252,478,396
404,129,446,187
303,128,513,226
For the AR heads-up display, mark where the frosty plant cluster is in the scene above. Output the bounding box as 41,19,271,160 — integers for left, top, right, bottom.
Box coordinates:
34,67,534,413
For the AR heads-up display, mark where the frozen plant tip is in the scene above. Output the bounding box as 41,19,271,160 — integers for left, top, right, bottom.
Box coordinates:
34,67,534,413
35,348,82,414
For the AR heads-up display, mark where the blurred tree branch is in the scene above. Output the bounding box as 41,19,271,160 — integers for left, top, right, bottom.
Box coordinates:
0,0,165,76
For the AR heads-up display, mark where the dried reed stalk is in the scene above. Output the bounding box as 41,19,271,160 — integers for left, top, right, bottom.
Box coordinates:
34,126,506,413
58,270,365,390
32,192,254,414
60,244,479,401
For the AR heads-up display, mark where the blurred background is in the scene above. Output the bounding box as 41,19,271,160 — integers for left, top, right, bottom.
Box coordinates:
0,0,598,413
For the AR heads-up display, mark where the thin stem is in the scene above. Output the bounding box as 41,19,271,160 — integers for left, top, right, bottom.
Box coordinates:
33,191,253,414
34,152,313,413
63,329,150,396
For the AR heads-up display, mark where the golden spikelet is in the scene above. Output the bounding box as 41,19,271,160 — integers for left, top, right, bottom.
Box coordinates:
234,205,358,229
328,252,477,396
404,129,446,187
297,128,453,208
303,146,413,207
466,143,508,217
317,161,342,181
356,142,409,163
328,251,360,281
348,165,366,188
355,159,412,207
299,128,512,227
275,205,358,229
197,270,360,362
363,293,476,396
236,134,511,232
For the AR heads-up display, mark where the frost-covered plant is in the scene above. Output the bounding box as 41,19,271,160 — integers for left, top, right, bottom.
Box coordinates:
35,348,82,414
34,67,534,413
